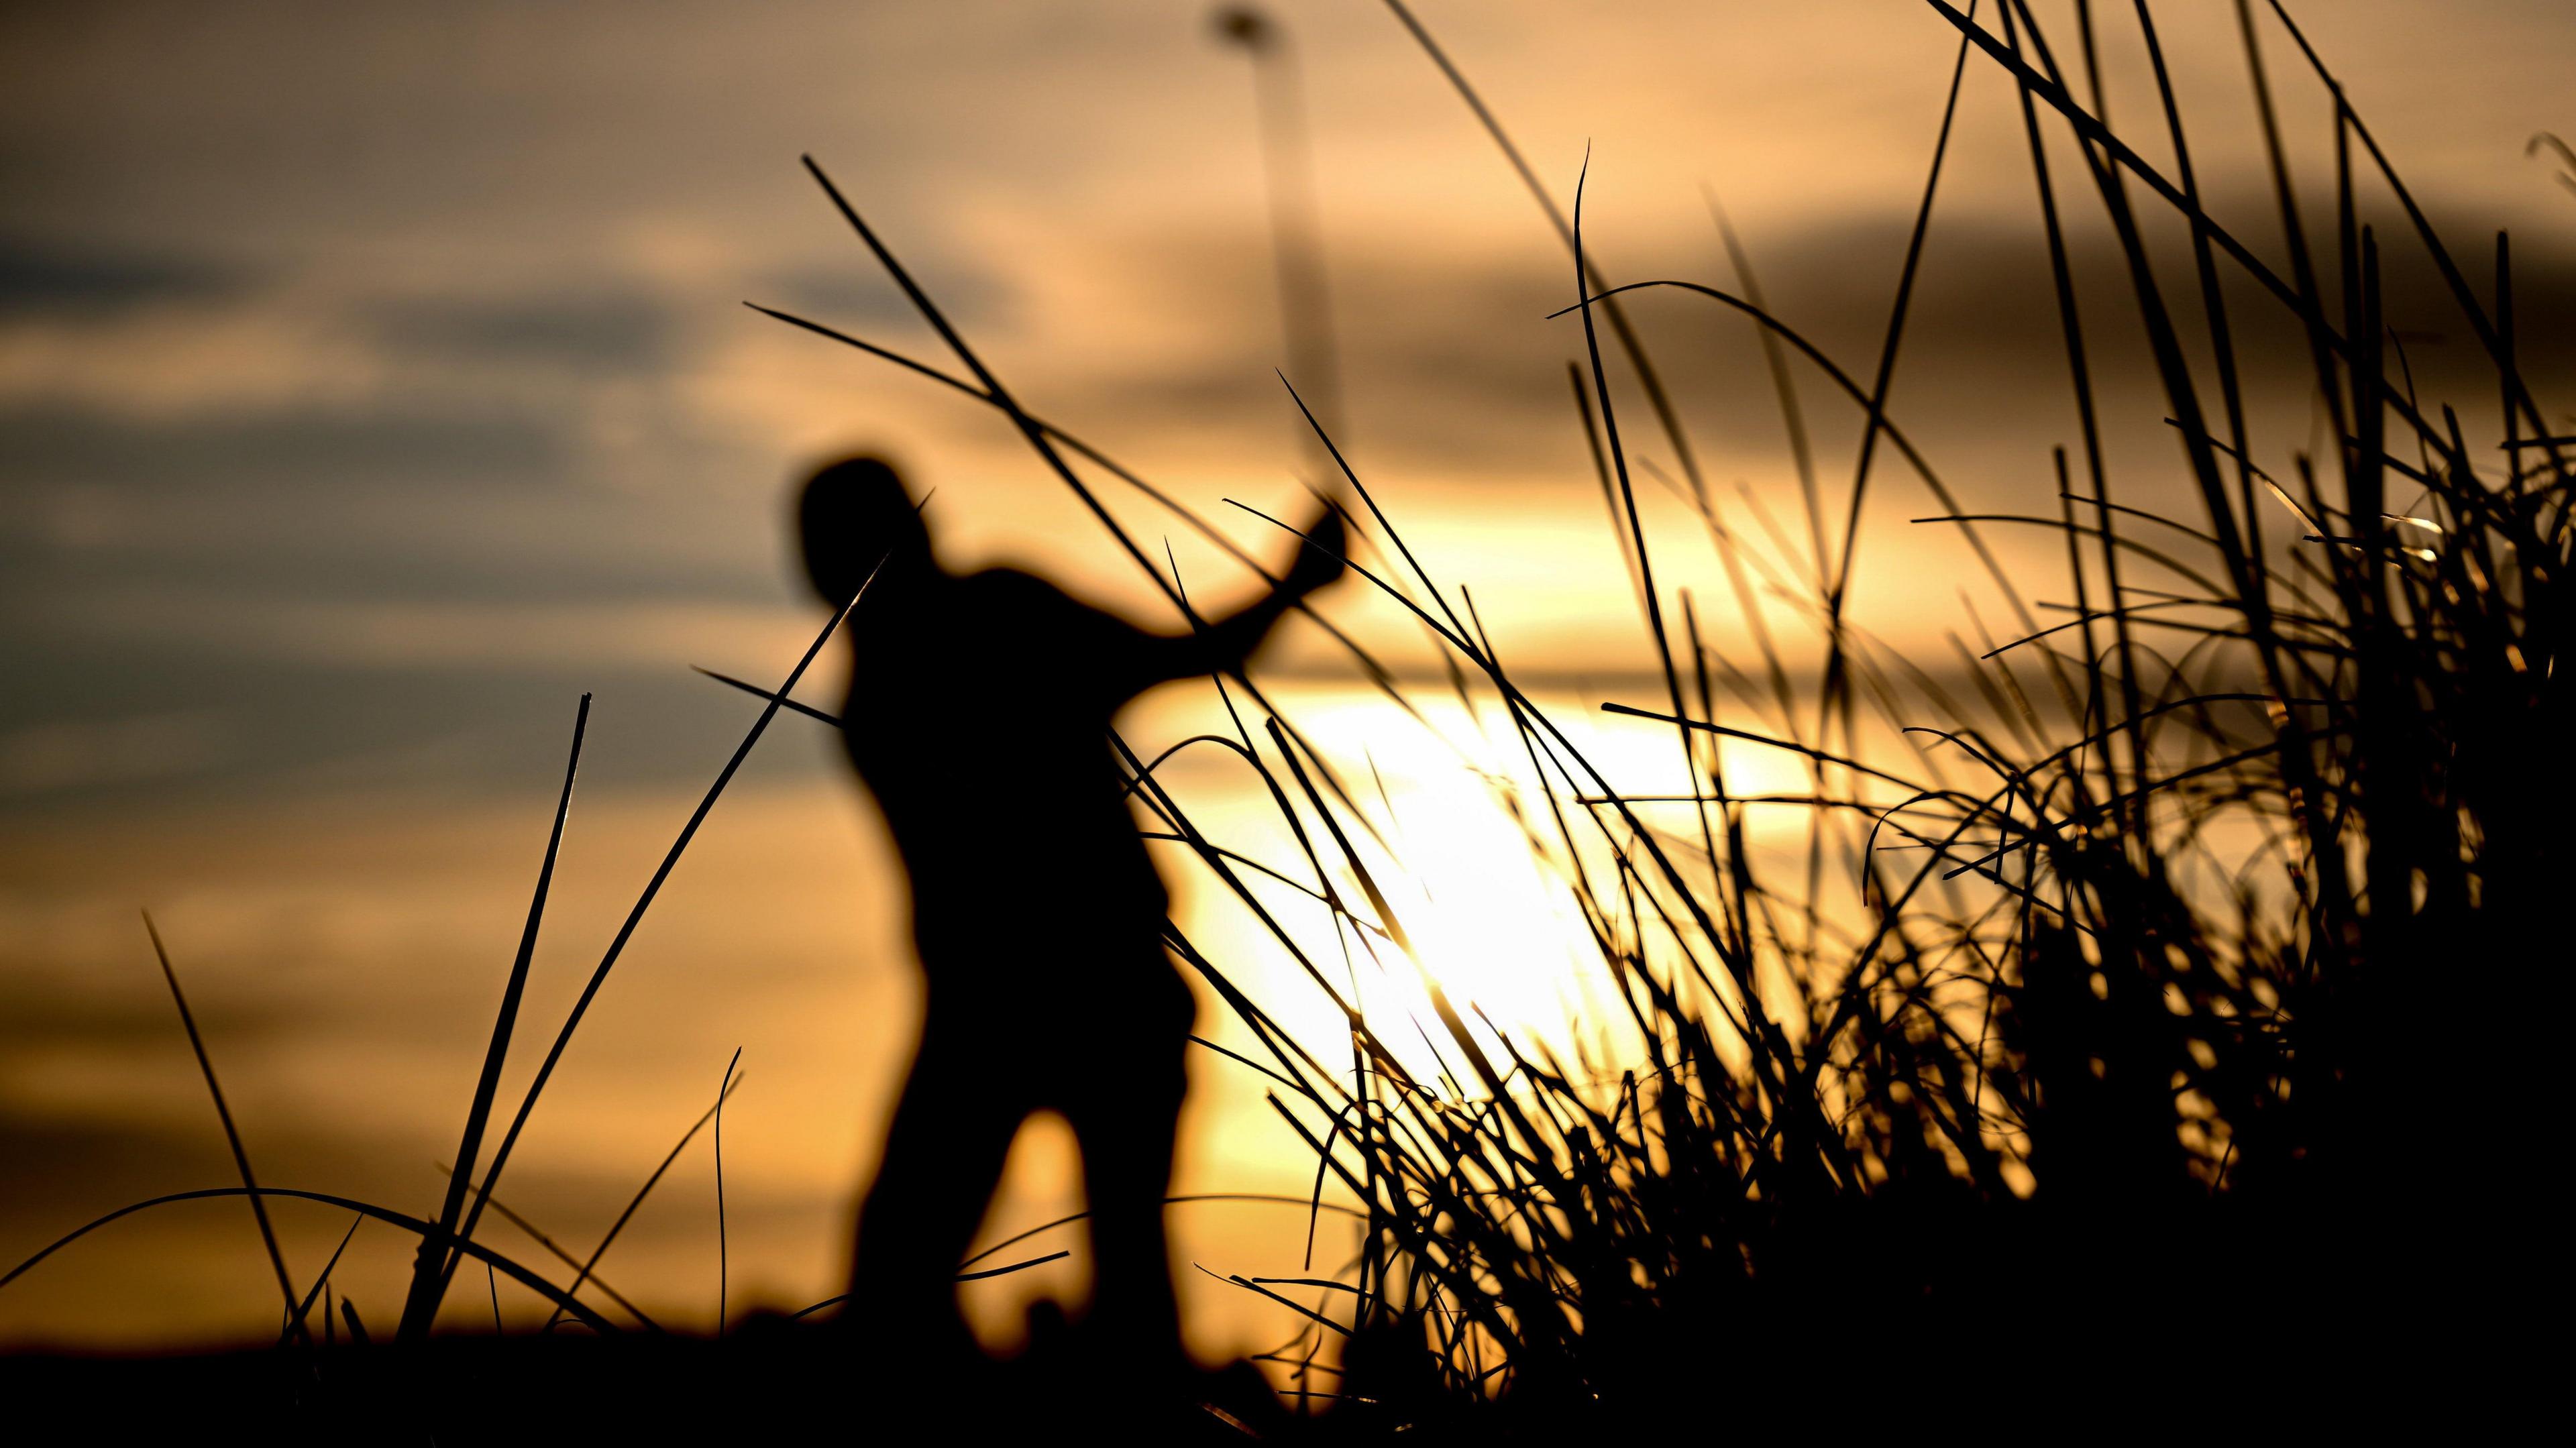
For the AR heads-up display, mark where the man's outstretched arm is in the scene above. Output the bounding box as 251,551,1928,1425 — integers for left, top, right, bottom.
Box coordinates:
1129,504,1346,686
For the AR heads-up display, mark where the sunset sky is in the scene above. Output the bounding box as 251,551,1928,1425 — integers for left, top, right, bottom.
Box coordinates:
3,0,2569,1355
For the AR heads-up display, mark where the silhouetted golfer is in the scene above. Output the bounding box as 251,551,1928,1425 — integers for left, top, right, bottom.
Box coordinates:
796,456,1344,1372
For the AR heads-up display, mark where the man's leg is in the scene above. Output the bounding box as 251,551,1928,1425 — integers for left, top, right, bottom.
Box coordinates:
849,997,1022,1356
1062,964,1193,1372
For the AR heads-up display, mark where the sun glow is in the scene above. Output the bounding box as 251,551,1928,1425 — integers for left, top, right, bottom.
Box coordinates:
1128,676,1819,1074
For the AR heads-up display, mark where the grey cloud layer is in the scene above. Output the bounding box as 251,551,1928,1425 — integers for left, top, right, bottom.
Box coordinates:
2,1,2567,818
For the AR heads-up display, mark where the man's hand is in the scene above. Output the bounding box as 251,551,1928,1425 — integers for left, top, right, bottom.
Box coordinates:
1285,502,1348,596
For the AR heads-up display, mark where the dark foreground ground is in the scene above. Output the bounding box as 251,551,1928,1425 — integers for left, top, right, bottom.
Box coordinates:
0,1288,2534,1444
4,1314,1288,1443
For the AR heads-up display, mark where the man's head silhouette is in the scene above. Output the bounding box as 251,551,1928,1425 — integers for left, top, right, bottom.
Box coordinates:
798,455,928,603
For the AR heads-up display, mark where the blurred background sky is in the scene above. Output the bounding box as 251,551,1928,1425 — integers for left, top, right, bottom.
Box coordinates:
3,0,2569,1356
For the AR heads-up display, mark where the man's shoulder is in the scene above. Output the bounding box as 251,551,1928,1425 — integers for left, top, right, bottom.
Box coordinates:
960,567,1110,629
959,568,1146,653
963,566,1071,605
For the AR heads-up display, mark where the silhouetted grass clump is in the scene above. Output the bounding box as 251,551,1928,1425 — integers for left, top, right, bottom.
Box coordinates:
973,0,2555,1429
3,0,2561,1437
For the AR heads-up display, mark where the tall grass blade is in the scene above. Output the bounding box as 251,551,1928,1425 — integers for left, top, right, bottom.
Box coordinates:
714,1046,741,1337
138,911,310,1347
439,565,875,1304
398,692,590,1343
